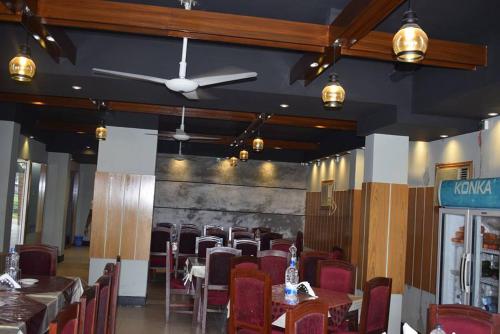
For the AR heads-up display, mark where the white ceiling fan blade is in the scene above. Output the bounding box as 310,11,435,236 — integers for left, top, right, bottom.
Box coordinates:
192,72,257,87
93,68,168,85
189,135,221,141
182,91,200,100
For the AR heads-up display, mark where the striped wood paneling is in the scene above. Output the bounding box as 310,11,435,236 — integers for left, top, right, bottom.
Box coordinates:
304,190,359,260
90,172,155,261
357,182,409,294
405,186,439,294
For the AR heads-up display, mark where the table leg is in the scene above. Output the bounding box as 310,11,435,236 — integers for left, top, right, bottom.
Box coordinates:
192,277,203,325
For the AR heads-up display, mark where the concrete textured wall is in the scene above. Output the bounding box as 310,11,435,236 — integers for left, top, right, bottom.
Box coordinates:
154,154,307,237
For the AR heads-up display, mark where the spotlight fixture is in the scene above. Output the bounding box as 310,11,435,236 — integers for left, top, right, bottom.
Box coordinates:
322,44,345,109
32,34,40,41
46,35,55,42
280,104,289,108
335,156,340,163
392,0,428,63
310,62,319,68
96,121,107,141
29,135,34,139
239,149,249,162
315,125,326,129
488,112,498,117
440,134,448,138
322,63,329,69
9,45,36,82
229,156,239,167
253,137,264,152
316,160,321,167
72,85,82,90
76,131,85,135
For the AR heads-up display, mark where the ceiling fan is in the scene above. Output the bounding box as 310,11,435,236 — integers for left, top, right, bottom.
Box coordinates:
152,106,220,142
92,1,257,100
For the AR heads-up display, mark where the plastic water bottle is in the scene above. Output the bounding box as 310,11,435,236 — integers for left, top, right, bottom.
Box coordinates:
6,248,19,281
285,244,298,304
430,324,446,334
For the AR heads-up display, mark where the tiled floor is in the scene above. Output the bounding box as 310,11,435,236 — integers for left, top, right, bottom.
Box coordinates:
58,246,226,333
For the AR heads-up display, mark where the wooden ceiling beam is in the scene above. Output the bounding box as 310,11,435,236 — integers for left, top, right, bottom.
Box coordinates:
0,92,357,131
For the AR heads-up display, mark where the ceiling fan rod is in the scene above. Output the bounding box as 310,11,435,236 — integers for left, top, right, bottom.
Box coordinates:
179,37,188,79
180,106,186,131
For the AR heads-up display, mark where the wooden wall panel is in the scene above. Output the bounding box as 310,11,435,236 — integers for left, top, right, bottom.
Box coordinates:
412,187,425,289
90,171,155,261
350,190,362,266
405,188,416,286
430,207,440,294
421,187,435,292
358,183,371,290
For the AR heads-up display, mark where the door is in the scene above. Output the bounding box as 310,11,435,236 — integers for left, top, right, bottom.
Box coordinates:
471,210,500,313
437,208,471,305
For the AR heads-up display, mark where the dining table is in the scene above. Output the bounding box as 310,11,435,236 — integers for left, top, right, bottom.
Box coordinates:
0,276,84,334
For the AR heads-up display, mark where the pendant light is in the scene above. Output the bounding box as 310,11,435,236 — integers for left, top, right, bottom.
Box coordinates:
253,129,264,152
392,0,428,63
239,149,249,162
95,121,107,141
229,156,239,167
9,42,36,82
321,43,345,109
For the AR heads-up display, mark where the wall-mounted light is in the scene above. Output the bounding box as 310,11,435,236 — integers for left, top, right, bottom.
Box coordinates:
9,45,36,82
96,122,107,141
239,149,249,162
230,156,239,167
392,1,428,63
253,137,264,152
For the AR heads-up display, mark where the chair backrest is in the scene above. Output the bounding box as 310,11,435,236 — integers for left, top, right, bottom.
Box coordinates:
229,226,249,242
252,227,271,234
95,275,111,334
181,223,199,230
270,239,293,252
285,299,328,334
232,231,255,241
206,247,241,287
103,257,121,334
157,222,174,228
150,227,172,253
203,224,224,235
16,244,58,276
178,227,201,254
359,277,392,334
316,259,355,294
331,246,344,260
295,231,304,257
206,228,228,246
230,256,260,271
50,302,80,334
260,232,283,251
257,250,290,285
195,236,222,258
427,304,500,334
299,251,330,286
228,268,272,334
233,239,260,257
79,286,99,334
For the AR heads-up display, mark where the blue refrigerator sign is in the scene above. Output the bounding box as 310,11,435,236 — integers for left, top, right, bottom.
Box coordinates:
439,178,500,208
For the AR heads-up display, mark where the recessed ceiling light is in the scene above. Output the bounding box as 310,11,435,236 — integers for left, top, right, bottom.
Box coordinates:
85,146,90,149
361,146,366,150
274,147,282,150
440,134,449,138
315,125,326,129
72,85,82,90
33,34,40,41
46,35,55,42
76,131,85,134
488,112,498,117
32,101,44,105
29,135,34,139
310,62,319,68
322,64,329,68
279,104,289,108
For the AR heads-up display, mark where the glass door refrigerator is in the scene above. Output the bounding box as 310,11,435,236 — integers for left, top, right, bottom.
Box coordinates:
437,208,500,313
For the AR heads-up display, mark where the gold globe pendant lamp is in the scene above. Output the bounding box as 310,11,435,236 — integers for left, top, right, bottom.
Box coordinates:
322,43,345,109
9,45,36,82
229,156,239,167
239,149,249,161
392,1,428,63
96,121,107,141
252,137,264,152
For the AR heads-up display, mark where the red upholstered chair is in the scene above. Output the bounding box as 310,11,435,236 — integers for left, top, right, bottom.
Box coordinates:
298,251,330,287
260,232,284,251
103,257,120,334
229,226,249,243
295,231,304,258
270,239,294,252
195,236,222,258
79,286,99,334
203,224,224,235
95,276,111,334
252,226,271,234
206,227,228,246
336,277,392,334
16,244,58,276
285,299,328,334
175,227,201,275
157,222,174,228
230,256,260,271
233,239,260,257
50,303,80,334
228,268,273,334
427,304,500,334
316,260,355,294
331,246,345,261
232,231,255,241
149,227,172,271
201,247,242,333
258,250,290,285
165,242,192,322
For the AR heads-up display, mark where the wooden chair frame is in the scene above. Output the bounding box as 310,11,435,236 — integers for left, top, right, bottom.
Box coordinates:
95,275,111,334
50,302,80,334
316,259,356,294
228,226,249,242
358,277,392,334
427,304,500,334
203,224,224,235
257,250,290,285
298,251,330,284
285,299,328,334
251,226,271,234
231,231,255,241
175,227,201,276
233,239,260,256
79,286,99,334
195,236,223,257
270,239,293,252
259,232,284,251
228,268,272,334
103,256,120,334
16,244,58,276
201,247,241,334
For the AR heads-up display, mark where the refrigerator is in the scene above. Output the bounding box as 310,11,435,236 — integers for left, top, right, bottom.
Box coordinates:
437,207,500,313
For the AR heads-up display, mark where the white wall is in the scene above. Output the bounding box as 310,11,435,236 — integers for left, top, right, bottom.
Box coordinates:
365,134,409,184
75,164,96,239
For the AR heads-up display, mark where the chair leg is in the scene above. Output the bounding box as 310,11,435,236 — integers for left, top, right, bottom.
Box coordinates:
165,284,170,322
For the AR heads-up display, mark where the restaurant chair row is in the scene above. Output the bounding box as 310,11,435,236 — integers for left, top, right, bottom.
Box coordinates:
48,256,121,334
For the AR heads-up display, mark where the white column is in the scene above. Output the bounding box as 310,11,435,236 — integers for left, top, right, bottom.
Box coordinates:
0,121,20,252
